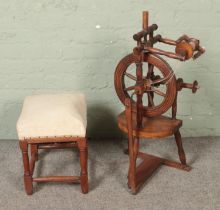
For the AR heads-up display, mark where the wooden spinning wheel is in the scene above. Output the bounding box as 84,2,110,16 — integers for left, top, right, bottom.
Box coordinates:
114,53,176,117
115,11,205,194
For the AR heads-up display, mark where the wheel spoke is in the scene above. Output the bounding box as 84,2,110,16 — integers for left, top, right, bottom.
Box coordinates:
152,72,174,85
124,86,135,91
124,72,137,81
152,77,166,84
130,91,136,98
152,88,166,97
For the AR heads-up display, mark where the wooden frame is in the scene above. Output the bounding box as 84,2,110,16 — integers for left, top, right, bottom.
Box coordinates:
114,11,205,194
19,137,88,195
122,98,191,194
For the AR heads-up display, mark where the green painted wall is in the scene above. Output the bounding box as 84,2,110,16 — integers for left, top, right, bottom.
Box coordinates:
0,0,219,139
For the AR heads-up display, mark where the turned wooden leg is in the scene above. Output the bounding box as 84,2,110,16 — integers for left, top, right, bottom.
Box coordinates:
128,137,139,193
133,137,139,160
127,136,132,188
78,139,88,194
31,144,38,161
123,139,129,155
174,130,186,165
30,144,38,175
19,141,33,195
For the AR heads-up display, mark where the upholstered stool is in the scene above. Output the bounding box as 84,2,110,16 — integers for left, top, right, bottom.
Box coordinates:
17,93,88,195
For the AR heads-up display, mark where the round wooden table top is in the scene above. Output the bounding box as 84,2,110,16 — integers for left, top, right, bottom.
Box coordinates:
118,111,182,139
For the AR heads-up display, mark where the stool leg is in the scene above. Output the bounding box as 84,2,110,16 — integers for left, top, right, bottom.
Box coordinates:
31,144,38,161
174,130,186,165
19,141,33,195
78,139,88,194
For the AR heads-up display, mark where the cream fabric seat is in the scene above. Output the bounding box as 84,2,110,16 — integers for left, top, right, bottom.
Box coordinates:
17,93,87,140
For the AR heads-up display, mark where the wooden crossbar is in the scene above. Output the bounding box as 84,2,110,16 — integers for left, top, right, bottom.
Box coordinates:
38,142,77,149
33,176,80,183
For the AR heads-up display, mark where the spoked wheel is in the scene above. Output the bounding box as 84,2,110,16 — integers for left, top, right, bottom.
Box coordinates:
114,53,177,117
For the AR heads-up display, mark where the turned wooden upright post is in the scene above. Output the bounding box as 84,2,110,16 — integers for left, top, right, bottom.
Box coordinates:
142,11,148,30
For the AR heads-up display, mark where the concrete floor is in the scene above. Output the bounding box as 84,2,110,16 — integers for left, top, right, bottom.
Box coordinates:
0,137,219,210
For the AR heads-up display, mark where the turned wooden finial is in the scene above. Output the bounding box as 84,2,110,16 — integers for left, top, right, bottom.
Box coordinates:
142,11,149,30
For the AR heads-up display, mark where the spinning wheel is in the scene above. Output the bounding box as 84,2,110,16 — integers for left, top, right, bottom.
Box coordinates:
114,53,176,117
114,11,205,194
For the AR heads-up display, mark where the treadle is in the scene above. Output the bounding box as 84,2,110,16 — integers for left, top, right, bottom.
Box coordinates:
135,153,163,191
130,152,191,193
138,152,192,171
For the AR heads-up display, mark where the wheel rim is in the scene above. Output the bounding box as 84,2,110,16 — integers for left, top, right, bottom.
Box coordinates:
114,53,177,117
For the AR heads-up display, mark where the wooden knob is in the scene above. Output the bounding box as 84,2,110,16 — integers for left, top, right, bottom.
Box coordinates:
192,80,199,93
177,78,199,93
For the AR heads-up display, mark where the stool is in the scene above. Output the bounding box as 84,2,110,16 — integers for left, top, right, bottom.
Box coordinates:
17,93,88,195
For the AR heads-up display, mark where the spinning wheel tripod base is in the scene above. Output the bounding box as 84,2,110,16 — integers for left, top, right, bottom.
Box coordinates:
125,151,191,194
118,111,191,194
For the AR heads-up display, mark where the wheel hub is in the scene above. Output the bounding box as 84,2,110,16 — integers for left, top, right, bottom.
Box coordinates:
143,78,152,91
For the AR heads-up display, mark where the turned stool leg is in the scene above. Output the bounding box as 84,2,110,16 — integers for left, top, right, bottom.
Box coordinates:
31,144,38,161
78,139,88,194
19,141,33,195
174,130,186,165
30,144,38,176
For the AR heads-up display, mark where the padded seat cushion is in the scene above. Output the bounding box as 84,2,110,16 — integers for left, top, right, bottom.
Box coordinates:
17,93,87,140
